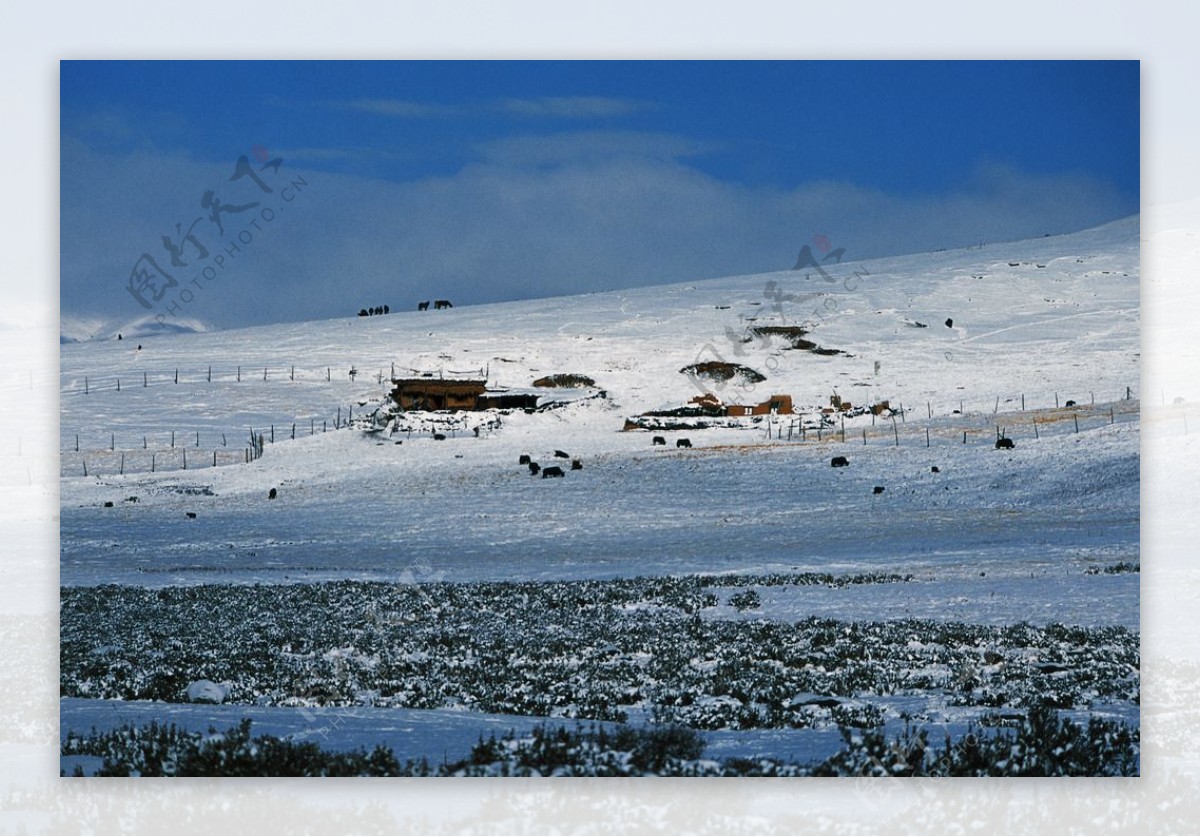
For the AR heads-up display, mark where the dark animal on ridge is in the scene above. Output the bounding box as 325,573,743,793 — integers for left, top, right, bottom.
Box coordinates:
542,466,565,478
528,462,540,475
418,301,430,311
554,450,570,459
571,460,583,471
995,437,1015,450
519,454,531,465
873,486,885,495
268,488,277,500
830,456,849,468
652,436,666,446
676,438,692,448
433,433,446,441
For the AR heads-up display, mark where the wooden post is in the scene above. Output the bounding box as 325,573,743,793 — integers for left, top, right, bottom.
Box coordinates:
337,407,341,428
1109,407,1114,425
311,418,314,435
174,369,178,384
1021,393,1024,411
926,428,930,447
927,401,931,418
993,396,999,414
143,435,147,449
959,400,963,414
207,366,211,382
291,423,295,440
222,433,226,447
1033,420,1039,440
327,367,331,382
963,431,967,444
291,365,295,381
270,425,275,443
817,426,821,441
75,434,79,452
116,378,120,391
143,372,147,387
892,417,899,446
1074,414,1080,434
1055,392,1059,408
324,420,327,433
840,415,845,443
120,453,124,475
171,431,175,448
196,431,200,447
82,459,87,477
84,376,88,395
151,453,155,472
1091,391,1094,405
183,449,187,470
237,365,241,382
213,450,217,467
264,367,268,381
995,424,1000,440
862,428,866,445
110,432,114,451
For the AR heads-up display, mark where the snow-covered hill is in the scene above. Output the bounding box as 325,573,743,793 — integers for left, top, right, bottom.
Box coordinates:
58,216,1141,773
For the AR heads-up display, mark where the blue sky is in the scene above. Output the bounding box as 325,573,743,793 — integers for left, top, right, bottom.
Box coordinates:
60,60,1139,332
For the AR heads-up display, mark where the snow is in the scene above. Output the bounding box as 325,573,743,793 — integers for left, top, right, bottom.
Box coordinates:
58,216,1141,770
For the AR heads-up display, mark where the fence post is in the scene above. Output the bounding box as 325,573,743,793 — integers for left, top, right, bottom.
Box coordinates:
271,425,275,443
85,377,88,395
171,431,175,448
213,450,217,467
75,434,79,452
120,453,124,475
963,431,967,445
175,369,178,384
208,366,211,382
291,365,295,381
1074,414,1080,434
110,432,114,451
183,449,187,470
840,415,845,443
82,459,87,477
862,428,866,445
1021,393,1024,411
222,433,226,447
1033,419,1039,440
1055,392,1060,408
892,417,899,446
143,435,147,449
237,365,241,382
116,378,120,391
196,431,200,447
144,372,147,387
151,453,155,472
926,428,930,448
1109,407,1114,425
291,423,295,440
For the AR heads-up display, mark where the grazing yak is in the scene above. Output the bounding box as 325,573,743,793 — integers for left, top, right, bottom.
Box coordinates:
873,486,885,495
1065,399,1076,407
434,299,453,310
995,437,1015,450
931,466,940,473
268,488,277,500
528,462,541,475
542,466,565,478
554,450,570,459
652,436,666,446
945,318,953,328
676,438,692,448
571,459,583,471
830,456,849,468
433,433,447,441
519,454,531,465
418,301,430,311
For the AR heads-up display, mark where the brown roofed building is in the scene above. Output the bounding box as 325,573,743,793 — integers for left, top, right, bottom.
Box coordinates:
391,378,486,411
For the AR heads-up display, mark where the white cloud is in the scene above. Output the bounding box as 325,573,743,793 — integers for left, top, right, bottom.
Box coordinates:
60,133,1130,330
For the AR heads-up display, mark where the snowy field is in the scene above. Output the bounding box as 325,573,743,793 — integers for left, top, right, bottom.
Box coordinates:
58,218,1140,774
